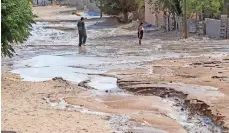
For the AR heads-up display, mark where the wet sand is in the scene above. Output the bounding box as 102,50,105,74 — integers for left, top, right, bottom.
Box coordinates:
1,72,186,133
1,72,111,133
105,55,229,132
3,55,229,132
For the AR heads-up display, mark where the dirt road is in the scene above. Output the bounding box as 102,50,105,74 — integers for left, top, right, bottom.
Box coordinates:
2,6,229,133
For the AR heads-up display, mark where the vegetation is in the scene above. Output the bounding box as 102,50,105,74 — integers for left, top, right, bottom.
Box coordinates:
91,0,139,23
187,0,223,19
223,0,229,15
1,0,34,57
148,0,182,16
148,0,223,19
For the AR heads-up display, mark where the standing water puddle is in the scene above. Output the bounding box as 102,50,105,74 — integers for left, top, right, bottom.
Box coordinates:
10,53,224,132
88,76,121,92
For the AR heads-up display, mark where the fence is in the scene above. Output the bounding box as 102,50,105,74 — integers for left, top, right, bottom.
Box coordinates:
163,14,229,39
163,15,183,32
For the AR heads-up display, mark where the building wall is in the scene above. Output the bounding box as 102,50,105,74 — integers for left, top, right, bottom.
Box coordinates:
145,0,155,25
145,0,164,26
205,18,221,39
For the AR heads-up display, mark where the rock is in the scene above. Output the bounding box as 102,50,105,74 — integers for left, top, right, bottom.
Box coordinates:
212,76,227,79
52,77,64,81
203,118,212,125
103,116,111,120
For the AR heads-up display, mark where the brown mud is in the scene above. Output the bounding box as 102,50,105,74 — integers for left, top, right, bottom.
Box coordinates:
107,56,229,132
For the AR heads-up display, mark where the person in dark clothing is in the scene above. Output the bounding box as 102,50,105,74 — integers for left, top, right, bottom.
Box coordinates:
137,22,144,46
77,17,87,47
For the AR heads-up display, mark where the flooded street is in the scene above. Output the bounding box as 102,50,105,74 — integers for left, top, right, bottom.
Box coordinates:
2,16,229,133
3,19,229,82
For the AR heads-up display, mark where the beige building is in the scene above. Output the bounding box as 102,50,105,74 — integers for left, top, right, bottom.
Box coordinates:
145,0,164,26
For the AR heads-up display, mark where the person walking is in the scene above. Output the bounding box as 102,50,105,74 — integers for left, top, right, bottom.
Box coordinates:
77,17,87,47
137,22,144,46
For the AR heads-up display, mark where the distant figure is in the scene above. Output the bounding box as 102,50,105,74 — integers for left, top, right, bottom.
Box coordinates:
77,17,87,47
137,22,144,46
84,6,89,13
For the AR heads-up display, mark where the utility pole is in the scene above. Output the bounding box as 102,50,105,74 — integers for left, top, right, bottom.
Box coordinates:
184,0,188,39
100,2,103,18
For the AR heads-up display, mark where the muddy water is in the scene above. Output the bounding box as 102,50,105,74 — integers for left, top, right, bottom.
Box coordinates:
3,19,229,132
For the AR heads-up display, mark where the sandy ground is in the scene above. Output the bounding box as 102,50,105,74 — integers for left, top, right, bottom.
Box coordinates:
1,72,111,133
33,6,78,21
33,6,100,22
2,71,187,133
105,55,229,131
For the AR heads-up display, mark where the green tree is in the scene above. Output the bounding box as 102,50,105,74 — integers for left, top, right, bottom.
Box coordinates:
137,0,144,10
91,0,139,23
90,0,106,18
148,0,182,16
187,0,223,19
148,0,223,19
1,0,34,57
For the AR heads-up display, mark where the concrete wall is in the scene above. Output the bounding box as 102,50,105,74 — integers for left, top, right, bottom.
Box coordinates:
205,18,221,39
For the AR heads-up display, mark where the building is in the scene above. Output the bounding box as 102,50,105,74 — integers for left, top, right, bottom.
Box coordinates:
144,0,164,26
